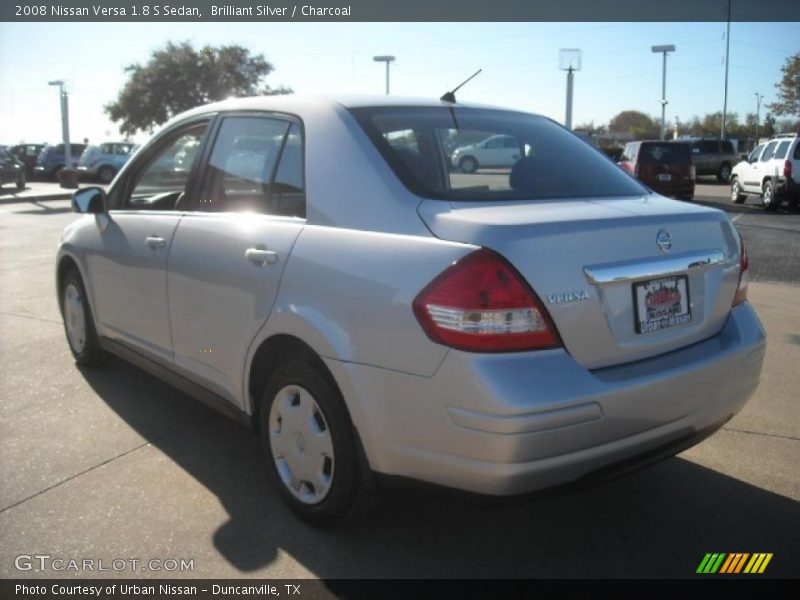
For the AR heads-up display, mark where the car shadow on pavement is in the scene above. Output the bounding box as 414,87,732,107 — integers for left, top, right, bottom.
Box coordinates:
80,356,800,579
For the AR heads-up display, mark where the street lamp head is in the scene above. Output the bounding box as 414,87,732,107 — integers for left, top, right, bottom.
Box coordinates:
48,80,65,86
373,55,395,63
651,45,676,53
559,49,581,71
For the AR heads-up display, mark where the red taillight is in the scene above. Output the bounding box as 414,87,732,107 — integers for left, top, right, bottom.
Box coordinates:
413,248,561,352
733,233,748,306
784,160,792,180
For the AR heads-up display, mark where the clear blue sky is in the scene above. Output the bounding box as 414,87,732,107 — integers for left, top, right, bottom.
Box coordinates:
0,21,797,144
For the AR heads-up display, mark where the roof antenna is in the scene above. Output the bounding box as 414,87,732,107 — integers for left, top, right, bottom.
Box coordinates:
440,69,482,104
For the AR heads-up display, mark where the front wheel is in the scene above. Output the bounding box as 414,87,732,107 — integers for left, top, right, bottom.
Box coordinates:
61,269,105,366
762,180,779,212
731,177,746,204
260,357,376,526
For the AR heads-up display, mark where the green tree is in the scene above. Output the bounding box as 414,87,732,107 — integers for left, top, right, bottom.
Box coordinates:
763,113,777,137
768,53,800,117
608,110,659,138
106,41,292,135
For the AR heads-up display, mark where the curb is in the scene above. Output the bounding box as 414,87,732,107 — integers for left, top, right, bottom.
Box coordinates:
0,193,73,204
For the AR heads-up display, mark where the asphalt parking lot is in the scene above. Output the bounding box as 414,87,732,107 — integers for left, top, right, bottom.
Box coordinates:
1,182,798,579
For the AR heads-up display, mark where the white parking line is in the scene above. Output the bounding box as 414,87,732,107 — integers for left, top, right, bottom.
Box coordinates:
731,213,743,223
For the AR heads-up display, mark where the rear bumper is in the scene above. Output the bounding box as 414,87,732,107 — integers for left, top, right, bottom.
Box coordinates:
326,302,765,495
647,181,695,197
776,176,800,198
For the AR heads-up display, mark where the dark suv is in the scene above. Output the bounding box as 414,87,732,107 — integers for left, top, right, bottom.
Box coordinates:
0,145,26,190
619,141,695,200
34,143,87,180
678,138,739,182
9,144,45,178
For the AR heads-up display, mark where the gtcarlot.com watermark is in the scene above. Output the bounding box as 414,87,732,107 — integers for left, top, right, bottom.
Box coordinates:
14,554,194,573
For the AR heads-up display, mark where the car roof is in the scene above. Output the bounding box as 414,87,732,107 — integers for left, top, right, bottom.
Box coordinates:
170,94,537,124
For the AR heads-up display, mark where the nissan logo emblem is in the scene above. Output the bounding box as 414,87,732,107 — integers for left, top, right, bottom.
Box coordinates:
656,229,673,253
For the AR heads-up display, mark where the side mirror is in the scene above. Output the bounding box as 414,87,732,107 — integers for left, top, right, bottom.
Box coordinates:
72,186,106,214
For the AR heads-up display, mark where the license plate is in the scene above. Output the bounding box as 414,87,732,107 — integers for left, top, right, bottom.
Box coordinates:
658,174,672,181
633,275,691,334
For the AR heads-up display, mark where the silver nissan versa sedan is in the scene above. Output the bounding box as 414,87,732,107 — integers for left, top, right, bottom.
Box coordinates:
57,96,766,525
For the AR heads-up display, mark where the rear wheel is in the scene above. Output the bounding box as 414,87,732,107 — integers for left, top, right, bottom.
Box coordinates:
731,177,746,204
762,180,779,212
717,162,732,182
98,166,116,183
260,356,377,526
459,156,479,174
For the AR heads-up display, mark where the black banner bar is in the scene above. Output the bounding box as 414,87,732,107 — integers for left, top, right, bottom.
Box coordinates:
4,0,800,22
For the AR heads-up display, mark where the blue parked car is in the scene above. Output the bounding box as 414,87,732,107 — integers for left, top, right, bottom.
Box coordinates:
77,142,136,183
34,143,87,180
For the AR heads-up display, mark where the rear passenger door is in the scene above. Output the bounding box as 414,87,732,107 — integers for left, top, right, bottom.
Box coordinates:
167,114,306,407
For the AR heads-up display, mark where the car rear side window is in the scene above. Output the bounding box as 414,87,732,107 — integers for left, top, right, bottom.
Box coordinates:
351,106,646,201
774,141,791,160
761,141,778,162
199,116,304,217
721,141,734,153
638,143,690,164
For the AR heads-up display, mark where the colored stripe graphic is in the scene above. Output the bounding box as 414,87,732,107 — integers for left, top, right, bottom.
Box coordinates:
720,553,749,573
697,553,728,573
699,552,773,574
744,553,773,574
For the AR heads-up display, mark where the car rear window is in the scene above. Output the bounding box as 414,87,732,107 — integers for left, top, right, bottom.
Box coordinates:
350,106,646,201
639,143,690,164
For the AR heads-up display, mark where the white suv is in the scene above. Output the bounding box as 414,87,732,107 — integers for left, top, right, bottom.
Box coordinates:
730,133,800,211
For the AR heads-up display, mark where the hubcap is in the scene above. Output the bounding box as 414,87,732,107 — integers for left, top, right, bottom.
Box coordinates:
732,183,740,200
64,284,86,353
269,385,334,505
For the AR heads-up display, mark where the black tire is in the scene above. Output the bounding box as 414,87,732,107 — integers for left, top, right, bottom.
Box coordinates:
762,180,779,212
60,268,105,367
730,177,746,204
98,166,116,184
16,171,26,190
717,162,732,182
459,156,479,174
259,356,377,526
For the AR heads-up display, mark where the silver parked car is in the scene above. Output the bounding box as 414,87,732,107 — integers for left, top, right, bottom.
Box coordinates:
57,96,766,525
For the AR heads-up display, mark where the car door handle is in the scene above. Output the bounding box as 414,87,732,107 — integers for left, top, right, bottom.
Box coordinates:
145,236,166,249
245,247,278,266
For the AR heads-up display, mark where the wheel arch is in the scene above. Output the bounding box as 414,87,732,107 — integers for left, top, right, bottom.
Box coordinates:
56,253,82,314
246,332,377,476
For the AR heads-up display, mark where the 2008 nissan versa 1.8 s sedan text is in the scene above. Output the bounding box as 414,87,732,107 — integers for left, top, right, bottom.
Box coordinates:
57,96,766,525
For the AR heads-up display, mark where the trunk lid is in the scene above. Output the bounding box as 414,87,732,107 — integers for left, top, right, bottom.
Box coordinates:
418,194,742,369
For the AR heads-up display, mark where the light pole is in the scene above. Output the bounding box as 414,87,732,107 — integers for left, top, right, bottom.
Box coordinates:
651,45,675,141
48,79,72,176
372,55,395,95
559,49,581,130
721,0,732,140
754,92,764,145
